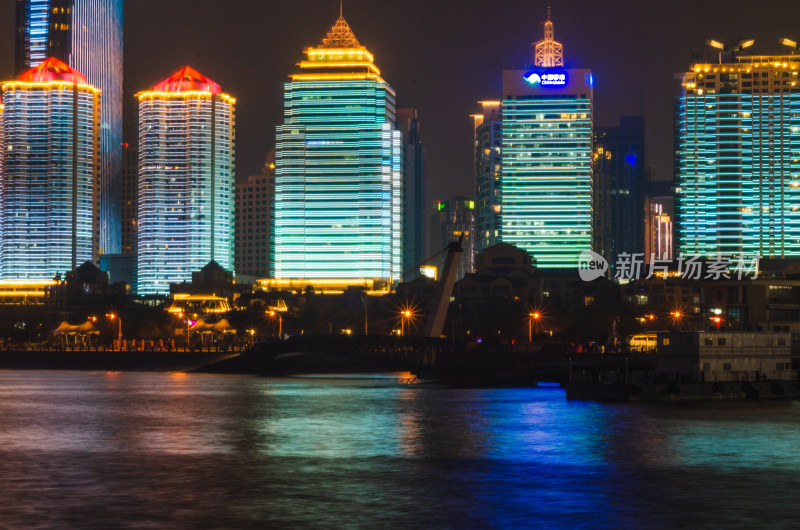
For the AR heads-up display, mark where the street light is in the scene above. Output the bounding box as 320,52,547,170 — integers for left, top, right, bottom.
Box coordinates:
670,310,684,330
106,313,122,347
267,310,283,337
401,310,412,336
528,312,541,343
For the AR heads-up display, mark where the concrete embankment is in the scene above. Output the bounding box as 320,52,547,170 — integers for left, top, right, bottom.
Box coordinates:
0,350,239,372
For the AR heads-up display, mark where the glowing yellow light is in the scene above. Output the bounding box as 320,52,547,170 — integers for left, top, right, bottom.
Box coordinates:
290,73,383,82
136,91,235,104
306,47,375,62
1,81,99,93
299,61,380,75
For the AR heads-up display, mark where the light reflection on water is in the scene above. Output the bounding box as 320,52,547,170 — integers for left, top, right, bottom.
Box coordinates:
0,371,799,528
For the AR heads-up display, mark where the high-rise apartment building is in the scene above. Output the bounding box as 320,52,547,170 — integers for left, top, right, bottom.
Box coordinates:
593,116,646,265
0,58,99,280
136,66,235,295
473,101,501,253
120,144,136,255
478,13,593,268
676,49,800,257
272,14,402,284
429,197,475,281
15,0,123,256
397,108,426,280
235,152,274,278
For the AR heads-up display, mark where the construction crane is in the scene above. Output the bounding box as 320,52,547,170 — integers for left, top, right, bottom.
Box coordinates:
422,235,463,338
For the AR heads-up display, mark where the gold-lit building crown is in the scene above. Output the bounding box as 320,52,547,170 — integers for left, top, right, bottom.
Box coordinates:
292,15,385,84
320,15,361,48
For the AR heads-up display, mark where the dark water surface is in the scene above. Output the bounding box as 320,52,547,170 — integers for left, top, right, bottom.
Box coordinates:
1,371,799,528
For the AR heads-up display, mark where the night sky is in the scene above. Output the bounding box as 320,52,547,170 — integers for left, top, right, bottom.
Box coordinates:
2,0,800,204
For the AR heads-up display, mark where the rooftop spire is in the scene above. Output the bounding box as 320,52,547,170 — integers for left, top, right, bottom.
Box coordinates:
532,5,564,67
320,14,361,48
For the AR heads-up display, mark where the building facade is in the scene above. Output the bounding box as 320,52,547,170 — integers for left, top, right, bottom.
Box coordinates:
493,14,593,268
0,58,99,280
136,66,235,295
16,0,124,256
676,51,800,258
235,151,274,279
120,144,136,255
397,108,426,280
429,197,475,282
473,101,501,253
593,116,646,266
644,196,673,261
272,15,402,284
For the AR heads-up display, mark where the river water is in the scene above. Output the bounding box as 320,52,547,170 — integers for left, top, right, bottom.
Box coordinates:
0,371,799,528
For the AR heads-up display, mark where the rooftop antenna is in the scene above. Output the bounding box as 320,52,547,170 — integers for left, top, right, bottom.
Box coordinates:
532,3,563,67
340,0,343,17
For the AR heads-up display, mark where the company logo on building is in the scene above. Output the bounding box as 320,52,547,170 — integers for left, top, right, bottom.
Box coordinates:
578,250,609,281
523,71,568,86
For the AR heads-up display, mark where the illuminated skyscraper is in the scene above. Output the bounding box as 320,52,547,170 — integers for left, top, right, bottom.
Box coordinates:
235,151,275,278
676,47,800,257
397,108,426,280
272,14,402,284
485,13,593,268
136,67,235,295
16,0,123,256
473,101,501,252
0,58,99,280
593,116,646,266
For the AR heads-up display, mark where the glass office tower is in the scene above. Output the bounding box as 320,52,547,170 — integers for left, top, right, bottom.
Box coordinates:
496,14,593,268
0,58,100,279
676,52,800,257
272,15,403,283
136,67,235,295
16,0,123,255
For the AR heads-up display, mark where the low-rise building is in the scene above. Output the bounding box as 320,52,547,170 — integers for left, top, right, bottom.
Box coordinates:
656,331,795,382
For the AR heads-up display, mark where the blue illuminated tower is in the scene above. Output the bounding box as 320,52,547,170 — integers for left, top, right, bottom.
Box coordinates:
676,48,800,257
272,15,403,284
493,13,594,268
16,0,124,256
0,59,100,280
136,67,235,295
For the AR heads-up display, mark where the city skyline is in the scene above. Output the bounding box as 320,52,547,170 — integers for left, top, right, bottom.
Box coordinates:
4,0,800,207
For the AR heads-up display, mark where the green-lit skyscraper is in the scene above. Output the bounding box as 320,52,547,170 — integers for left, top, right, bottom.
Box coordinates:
272,15,402,285
479,13,593,268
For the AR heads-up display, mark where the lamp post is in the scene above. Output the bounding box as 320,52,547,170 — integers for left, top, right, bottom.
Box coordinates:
268,310,283,337
528,312,541,343
401,310,411,336
106,313,122,349
670,311,683,331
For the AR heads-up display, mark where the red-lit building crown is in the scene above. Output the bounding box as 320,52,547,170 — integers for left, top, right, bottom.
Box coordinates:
19,57,87,84
153,66,221,94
